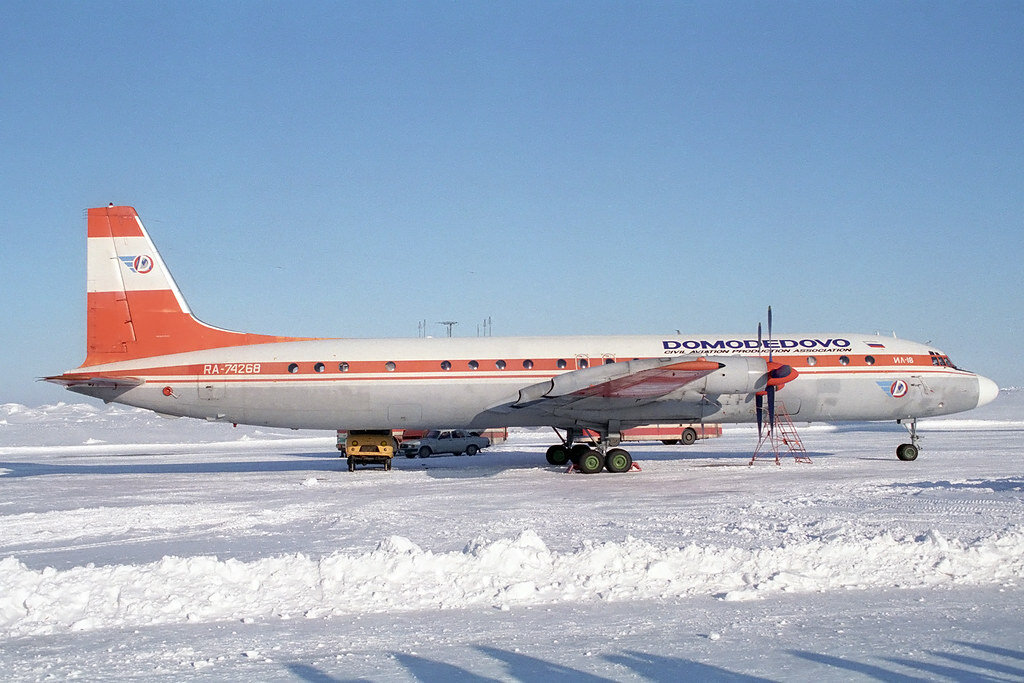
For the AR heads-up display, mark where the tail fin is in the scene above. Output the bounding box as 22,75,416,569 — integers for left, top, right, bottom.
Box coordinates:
82,205,308,367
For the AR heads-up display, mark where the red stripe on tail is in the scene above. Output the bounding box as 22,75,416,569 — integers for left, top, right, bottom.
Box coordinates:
87,205,145,238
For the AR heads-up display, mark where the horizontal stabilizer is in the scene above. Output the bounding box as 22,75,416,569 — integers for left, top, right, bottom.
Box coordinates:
43,374,144,389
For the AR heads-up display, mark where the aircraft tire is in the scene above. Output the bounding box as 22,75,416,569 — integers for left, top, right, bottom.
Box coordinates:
569,443,591,465
546,444,570,466
605,448,632,473
681,428,698,445
896,443,919,461
577,450,604,474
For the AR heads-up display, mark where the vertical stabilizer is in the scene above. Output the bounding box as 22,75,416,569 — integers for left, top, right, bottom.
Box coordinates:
82,205,308,366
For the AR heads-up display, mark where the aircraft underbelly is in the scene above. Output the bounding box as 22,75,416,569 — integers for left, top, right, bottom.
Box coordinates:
232,380,518,430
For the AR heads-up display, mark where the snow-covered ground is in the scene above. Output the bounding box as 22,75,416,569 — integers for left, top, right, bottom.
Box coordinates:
1,392,1023,681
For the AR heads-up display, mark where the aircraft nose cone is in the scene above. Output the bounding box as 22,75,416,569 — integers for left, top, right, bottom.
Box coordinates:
977,375,999,408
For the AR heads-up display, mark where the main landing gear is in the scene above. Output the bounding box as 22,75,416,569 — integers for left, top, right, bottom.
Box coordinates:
544,429,636,474
896,418,920,461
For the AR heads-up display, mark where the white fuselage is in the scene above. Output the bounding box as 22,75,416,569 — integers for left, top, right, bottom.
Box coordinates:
66,332,992,431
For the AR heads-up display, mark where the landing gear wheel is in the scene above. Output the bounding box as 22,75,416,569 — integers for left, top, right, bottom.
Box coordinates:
546,444,570,466
681,428,698,445
577,449,604,474
466,444,479,456
605,448,632,473
896,443,919,461
569,443,591,465
347,457,355,472
418,446,432,458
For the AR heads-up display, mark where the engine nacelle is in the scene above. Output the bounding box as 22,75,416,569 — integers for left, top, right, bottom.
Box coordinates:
685,355,768,396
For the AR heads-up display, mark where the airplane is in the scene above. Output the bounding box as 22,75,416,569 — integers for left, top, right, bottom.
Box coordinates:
47,205,999,473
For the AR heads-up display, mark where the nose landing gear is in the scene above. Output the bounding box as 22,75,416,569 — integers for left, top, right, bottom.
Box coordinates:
896,418,920,461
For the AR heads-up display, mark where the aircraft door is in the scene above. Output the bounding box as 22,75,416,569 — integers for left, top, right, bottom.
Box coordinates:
908,375,934,409
197,380,225,400
388,404,422,425
777,397,801,415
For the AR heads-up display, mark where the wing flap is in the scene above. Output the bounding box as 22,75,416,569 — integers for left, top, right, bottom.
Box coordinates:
571,359,723,399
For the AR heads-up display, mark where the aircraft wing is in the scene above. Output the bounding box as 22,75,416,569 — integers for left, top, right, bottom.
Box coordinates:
511,357,723,414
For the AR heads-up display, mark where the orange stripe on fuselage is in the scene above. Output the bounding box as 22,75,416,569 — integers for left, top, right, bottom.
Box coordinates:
76,354,974,383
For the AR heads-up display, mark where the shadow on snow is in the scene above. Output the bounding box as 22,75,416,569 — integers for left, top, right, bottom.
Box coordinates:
280,640,1024,682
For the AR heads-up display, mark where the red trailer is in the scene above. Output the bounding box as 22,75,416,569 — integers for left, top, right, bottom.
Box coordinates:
582,423,722,446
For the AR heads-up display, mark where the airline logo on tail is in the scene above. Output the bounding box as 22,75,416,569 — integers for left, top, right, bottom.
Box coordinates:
118,255,154,274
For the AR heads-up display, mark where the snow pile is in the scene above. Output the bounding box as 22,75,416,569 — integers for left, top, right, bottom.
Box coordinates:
3,526,1022,638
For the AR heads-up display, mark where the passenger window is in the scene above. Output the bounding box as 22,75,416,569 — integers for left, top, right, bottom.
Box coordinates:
839,356,850,366
339,362,349,372
496,360,507,370
314,362,325,373
865,356,876,365
385,361,396,372
806,357,817,366
288,363,299,373
578,359,589,369
523,359,534,370
441,361,452,371
468,360,479,370
604,358,616,364
557,359,567,369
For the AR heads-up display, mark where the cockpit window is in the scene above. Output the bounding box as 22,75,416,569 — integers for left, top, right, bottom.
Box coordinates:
929,351,958,369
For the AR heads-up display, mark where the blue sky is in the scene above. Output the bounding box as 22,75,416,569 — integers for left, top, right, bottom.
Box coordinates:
2,1,1022,404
